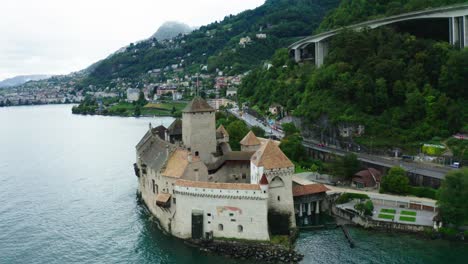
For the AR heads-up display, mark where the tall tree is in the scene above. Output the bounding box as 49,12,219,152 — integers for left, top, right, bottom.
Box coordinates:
437,168,468,226
380,166,409,194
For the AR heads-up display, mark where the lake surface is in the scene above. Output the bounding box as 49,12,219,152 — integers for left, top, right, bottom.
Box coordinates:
0,104,466,264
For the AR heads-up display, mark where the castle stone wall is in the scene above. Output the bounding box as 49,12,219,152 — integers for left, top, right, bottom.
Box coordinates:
172,185,270,240
265,168,296,228
209,161,251,183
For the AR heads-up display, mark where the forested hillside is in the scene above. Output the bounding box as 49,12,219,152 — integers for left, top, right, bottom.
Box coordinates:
318,0,467,32
239,26,468,150
79,0,339,89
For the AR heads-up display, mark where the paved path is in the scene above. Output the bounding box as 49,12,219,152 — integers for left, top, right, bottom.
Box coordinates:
228,108,284,138
337,202,434,226
303,139,453,180
293,173,437,205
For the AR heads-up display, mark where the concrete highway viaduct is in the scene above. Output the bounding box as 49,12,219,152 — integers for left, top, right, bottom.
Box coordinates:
289,3,468,67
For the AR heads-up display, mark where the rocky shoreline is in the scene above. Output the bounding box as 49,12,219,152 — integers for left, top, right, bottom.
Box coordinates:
188,239,304,263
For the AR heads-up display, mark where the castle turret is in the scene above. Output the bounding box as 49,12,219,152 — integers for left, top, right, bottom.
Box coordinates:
182,97,216,164
250,140,296,228
216,125,229,143
240,131,261,152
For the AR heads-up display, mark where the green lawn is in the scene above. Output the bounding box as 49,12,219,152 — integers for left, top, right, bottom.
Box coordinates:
144,102,186,111
380,208,396,214
378,214,394,220
400,210,417,216
399,216,416,222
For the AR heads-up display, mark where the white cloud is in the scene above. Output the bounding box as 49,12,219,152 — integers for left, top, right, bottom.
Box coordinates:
0,0,264,80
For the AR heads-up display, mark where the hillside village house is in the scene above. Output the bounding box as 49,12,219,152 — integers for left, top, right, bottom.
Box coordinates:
135,97,296,241
126,88,140,102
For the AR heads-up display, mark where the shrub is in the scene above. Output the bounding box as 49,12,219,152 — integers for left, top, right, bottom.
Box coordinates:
380,167,409,194
355,200,374,216
438,227,458,238
408,186,437,199
336,193,370,204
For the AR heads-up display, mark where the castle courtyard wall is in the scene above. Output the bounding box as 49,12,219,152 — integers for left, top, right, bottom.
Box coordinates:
172,185,270,241
209,161,251,183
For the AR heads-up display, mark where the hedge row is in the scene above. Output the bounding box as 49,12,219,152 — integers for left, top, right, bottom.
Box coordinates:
336,193,370,204
408,186,438,199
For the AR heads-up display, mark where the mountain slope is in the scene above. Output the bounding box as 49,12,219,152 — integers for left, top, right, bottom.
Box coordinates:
79,0,340,89
152,21,192,41
0,75,50,88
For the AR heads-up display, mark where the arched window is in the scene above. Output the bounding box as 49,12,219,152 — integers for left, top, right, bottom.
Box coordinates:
218,224,223,231
195,151,199,156
270,176,285,188
238,225,243,232
277,196,281,201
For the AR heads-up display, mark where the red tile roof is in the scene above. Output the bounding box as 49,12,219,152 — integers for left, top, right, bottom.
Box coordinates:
259,174,269,185
353,168,382,187
240,131,260,146
292,184,329,197
251,140,294,169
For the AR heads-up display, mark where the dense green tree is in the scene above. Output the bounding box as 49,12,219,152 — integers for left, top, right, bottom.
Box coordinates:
226,120,249,151
380,166,409,194
280,134,306,162
136,91,147,106
354,200,374,216
437,168,468,226
332,153,361,179
134,105,141,117
251,126,266,138
439,49,468,99
282,123,300,137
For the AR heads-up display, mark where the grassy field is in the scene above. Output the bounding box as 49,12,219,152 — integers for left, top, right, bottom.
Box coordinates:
380,208,396,214
143,102,187,116
378,214,394,220
104,101,187,117
399,216,416,222
401,210,417,216
144,102,186,111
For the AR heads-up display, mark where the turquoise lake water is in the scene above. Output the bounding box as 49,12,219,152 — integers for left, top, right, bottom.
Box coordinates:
0,104,466,264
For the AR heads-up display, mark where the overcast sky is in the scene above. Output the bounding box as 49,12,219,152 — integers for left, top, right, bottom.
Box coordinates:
0,0,265,81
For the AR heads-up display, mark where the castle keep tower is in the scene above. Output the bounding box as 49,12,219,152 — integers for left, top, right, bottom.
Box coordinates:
182,97,216,164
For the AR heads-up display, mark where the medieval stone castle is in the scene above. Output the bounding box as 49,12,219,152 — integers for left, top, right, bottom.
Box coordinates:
135,97,295,241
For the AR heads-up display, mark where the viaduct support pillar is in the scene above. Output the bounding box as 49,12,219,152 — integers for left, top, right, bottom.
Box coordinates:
294,48,301,62
449,16,467,48
314,41,329,67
